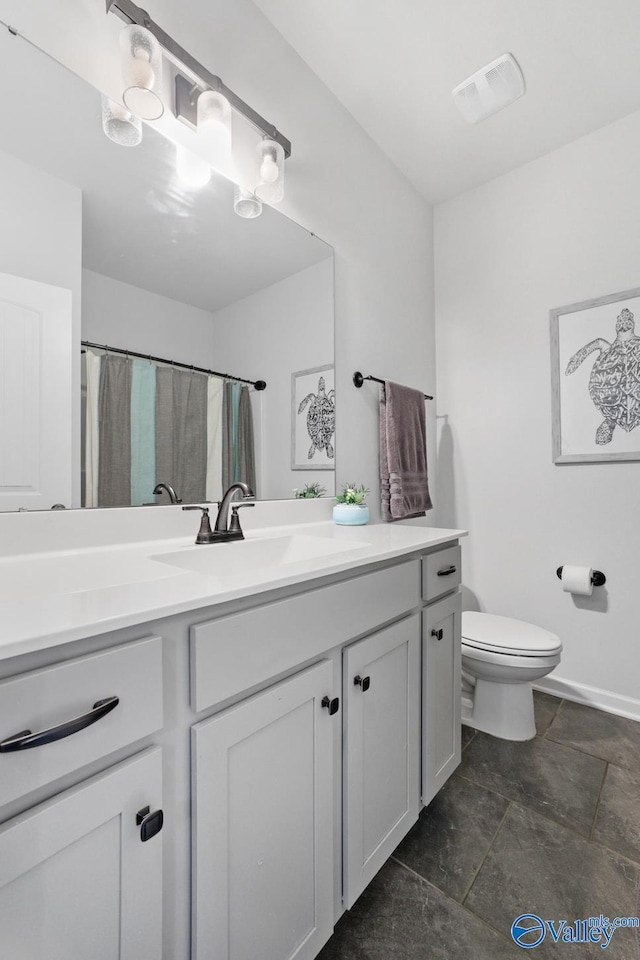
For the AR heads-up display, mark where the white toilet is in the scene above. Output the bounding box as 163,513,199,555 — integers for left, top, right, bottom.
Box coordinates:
461,612,562,741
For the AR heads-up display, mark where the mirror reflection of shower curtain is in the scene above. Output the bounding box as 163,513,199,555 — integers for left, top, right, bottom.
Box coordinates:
98,354,132,507
222,382,256,493
156,367,207,505
84,349,101,507
84,349,256,507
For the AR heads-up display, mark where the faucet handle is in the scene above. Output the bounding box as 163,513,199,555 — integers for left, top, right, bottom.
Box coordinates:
182,505,215,544
229,502,255,538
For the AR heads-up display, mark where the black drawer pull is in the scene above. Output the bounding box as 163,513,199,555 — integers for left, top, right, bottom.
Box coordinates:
321,696,340,716
437,565,457,577
0,696,119,753
354,675,371,692
137,806,164,842
431,629,444,641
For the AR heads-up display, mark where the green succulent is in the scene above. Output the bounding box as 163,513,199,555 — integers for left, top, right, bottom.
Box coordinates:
335,483,369,505
293,482,326,499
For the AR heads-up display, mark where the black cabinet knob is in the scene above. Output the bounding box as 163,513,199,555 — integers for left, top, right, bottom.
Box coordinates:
136,806,164,842
431,629,443,641
354,675,371,691
321,696,340,716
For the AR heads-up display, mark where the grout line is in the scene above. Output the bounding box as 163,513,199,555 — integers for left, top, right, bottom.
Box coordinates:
460,800,512,906
590,761,609,842
587,831,640,870
389,854,516,949
541,696,564,739
453,770,608,847
461,728,477,753
543,732,632,768
456,771,640,870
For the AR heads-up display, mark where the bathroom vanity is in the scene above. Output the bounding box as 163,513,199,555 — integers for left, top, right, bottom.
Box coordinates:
0,510,463,960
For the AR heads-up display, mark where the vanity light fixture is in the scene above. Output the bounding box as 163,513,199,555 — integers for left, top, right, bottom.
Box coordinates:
101,94,143,146
119,22,164,120
196,89,232,171
233,184,262,219
106,0,291,203
255,139,284,205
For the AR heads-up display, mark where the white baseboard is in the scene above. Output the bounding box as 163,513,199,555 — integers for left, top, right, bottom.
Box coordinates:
534,676,640,724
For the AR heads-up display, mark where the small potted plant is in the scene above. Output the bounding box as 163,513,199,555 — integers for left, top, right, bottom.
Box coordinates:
293,482,326,499
333,483,370,525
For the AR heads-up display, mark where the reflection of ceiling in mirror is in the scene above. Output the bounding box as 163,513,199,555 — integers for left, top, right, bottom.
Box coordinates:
0,28,332,313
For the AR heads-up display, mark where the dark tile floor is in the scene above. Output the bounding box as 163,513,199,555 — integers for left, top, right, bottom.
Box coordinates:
318,693,640,959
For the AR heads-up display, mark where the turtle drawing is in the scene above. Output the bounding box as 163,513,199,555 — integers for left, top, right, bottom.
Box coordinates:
565,307,640,444
298,375,335,460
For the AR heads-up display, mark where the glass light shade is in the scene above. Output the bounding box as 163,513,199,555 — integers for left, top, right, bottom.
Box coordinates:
176,144,211,188
233,184,262,219
255,139,284,204
197,90,232,170
101,95,142,146
120,24,164,120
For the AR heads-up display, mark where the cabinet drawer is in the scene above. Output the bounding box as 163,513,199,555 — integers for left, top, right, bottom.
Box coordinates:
422,544,461,602
0,637,163,808
191,560,420,712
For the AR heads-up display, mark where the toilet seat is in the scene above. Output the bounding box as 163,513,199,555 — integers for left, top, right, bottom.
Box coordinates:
462,612,562,657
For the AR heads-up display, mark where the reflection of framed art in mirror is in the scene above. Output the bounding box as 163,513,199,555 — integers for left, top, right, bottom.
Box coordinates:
291,365,335,471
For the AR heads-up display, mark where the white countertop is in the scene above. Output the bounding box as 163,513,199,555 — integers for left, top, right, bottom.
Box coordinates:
0,520,466,661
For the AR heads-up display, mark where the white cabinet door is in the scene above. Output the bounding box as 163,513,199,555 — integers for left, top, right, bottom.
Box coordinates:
422,591,462,806
0,747,163,960
342,614,420,908
192,660,336,960
0,271,72,511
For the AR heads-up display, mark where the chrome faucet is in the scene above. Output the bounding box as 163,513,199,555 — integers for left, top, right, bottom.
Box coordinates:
182,482,255,544
153,482,182,504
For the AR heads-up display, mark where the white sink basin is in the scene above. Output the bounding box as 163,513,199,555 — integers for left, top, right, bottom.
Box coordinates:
152,534,368,578
0,551,181,603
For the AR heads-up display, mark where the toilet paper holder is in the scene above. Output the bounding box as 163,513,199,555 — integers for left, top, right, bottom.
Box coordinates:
556,566,606,587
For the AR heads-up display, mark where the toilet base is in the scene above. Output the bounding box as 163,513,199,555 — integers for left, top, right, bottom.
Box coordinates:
462,677,536,741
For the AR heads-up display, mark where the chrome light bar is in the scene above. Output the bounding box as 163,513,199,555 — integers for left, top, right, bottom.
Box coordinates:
105,0,292,157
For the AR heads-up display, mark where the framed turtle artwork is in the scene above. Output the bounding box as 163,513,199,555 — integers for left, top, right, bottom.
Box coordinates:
291,364,335,470
550,287,640,463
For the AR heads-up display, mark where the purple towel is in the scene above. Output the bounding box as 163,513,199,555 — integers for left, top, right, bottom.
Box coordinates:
380,380,432,522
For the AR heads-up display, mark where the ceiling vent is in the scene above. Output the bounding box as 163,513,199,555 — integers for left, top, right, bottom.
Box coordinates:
452,53,525,124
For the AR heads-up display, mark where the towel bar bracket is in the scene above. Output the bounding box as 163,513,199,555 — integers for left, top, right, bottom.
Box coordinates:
353,371,433,400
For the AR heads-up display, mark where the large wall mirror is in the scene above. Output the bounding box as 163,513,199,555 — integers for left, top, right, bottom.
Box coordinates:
0,26,334,512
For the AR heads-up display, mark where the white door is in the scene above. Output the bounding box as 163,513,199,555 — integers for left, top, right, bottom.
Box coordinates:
0,747,163,960
0,271,72,511
343,615,421,908
422,591,462,805
192,660,336,960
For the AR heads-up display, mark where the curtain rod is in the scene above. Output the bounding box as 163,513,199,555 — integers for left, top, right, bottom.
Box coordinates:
81,341,267,390
352,371,432,400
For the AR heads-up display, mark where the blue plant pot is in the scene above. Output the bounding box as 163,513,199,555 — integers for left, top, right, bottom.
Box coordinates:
333,503,370,525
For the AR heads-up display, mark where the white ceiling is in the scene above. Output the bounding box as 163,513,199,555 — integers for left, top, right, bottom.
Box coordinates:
253,0,640,204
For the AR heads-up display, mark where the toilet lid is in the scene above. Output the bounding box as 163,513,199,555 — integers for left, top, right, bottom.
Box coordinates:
461,612,562,656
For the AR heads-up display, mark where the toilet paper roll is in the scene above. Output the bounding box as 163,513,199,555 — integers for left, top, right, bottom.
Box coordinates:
561,565,593,596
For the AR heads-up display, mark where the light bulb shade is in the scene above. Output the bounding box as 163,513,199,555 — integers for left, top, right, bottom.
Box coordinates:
101,95,142,146
255,139,284,204
234,184,262,219
120,24,164,120
176,144,212,188
197,90,232,170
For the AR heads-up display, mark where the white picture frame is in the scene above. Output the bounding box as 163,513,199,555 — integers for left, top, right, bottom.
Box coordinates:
291,364,335,470
550,287,640,463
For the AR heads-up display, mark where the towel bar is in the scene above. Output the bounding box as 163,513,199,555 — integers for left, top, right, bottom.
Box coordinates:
353,371,433,400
